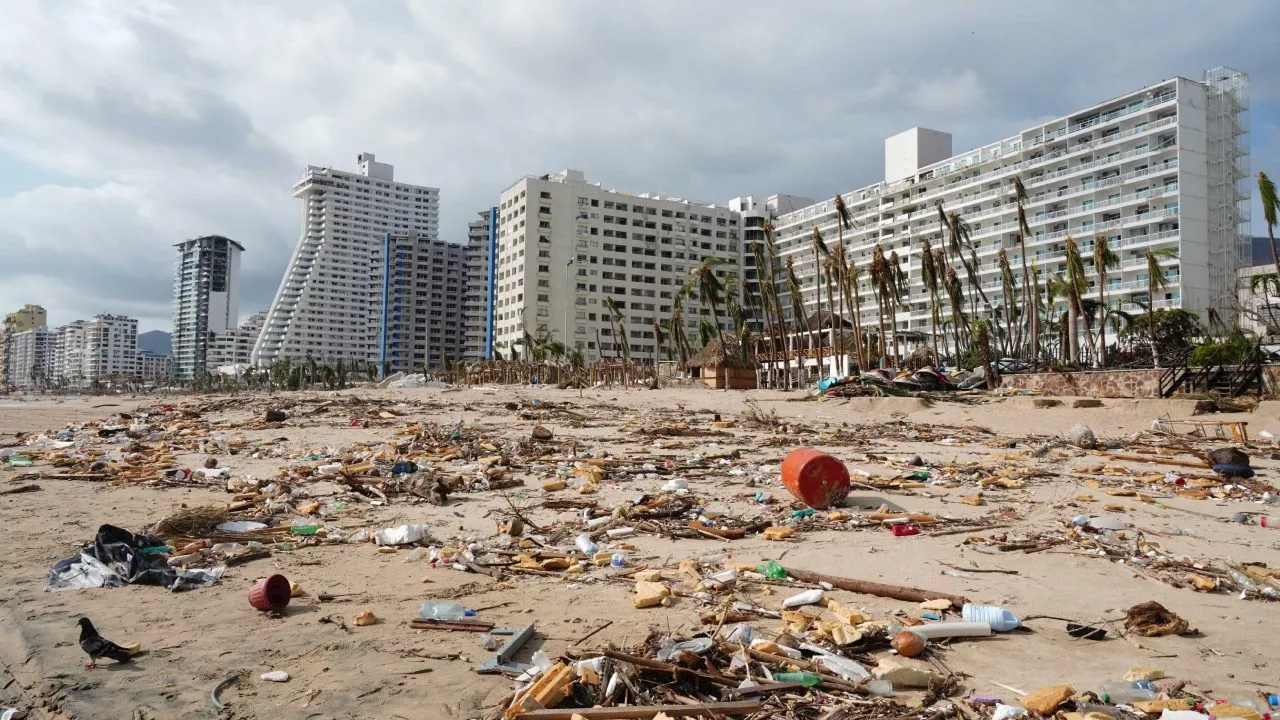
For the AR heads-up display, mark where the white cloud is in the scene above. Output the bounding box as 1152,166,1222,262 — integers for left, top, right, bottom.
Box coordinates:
0,0,1276,330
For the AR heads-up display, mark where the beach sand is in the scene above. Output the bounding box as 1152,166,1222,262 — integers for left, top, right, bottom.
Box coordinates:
0,386,1277,719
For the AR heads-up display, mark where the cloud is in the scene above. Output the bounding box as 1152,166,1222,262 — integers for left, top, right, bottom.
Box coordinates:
0,0,1278,331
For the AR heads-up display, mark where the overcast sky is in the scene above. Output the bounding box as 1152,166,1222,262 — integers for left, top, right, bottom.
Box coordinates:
1,1,1277,332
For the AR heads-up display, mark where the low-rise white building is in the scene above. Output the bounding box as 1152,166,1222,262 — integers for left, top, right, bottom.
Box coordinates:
137,351,173,384
208,311,266,371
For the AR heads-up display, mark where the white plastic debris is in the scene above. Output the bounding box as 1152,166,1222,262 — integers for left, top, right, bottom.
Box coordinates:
374,524,430,546
260,671,290,682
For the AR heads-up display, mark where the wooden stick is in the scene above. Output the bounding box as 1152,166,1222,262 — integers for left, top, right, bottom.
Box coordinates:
513,700,762,718
783,565,968,608
571,620,613,647
1106,453,1209,470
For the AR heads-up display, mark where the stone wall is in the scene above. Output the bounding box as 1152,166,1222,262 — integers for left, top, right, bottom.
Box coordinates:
1003,365,1280,398
1000,369,1163,397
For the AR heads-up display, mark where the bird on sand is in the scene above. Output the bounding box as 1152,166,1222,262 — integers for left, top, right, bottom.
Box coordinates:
77,618,132,669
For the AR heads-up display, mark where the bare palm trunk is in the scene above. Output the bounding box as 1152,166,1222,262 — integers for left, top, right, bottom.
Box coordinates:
1067,307,1079,364
825,267,836,378
811,250,824,381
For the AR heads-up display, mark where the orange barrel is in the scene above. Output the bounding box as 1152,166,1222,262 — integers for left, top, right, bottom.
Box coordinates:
781,448,850,509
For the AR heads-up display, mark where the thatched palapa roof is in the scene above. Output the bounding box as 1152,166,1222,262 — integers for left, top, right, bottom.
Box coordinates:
686,334,758,369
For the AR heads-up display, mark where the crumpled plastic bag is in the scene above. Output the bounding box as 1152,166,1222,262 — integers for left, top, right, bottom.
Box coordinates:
45,524,224,592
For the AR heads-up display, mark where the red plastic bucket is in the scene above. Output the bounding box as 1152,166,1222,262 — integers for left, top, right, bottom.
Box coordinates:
781,448,850,509
249,574,291,611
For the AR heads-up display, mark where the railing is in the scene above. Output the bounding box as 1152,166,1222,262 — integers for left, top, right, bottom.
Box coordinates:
1158,346,1194,397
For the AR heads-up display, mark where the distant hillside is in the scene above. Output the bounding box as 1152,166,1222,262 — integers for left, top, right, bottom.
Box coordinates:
138,330,171,355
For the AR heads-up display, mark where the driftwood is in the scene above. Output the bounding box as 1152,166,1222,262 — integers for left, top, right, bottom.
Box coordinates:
514,701,761,718
783,565,968,608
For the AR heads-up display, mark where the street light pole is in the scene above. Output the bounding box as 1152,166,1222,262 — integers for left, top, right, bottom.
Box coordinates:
564,258,577,352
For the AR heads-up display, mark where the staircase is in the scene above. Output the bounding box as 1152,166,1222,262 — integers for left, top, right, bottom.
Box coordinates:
1159,343,1263,398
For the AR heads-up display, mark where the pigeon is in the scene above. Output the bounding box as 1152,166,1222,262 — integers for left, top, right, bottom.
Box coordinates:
77,617,132,669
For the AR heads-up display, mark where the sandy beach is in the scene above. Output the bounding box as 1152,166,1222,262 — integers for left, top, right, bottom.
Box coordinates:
1,386,1277,719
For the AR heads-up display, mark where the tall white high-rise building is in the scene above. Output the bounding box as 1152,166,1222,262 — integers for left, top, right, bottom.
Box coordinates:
462,209,496,359
378,234,468,374
771,67,1249,368
253,153,441,367
6,327,53,390
172,235,244,380
493,170,741,364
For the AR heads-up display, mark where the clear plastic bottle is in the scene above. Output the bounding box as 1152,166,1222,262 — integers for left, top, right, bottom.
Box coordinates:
1098,681,1156,704
418,602,467,620
1229,568,1280,600
575,533,598,556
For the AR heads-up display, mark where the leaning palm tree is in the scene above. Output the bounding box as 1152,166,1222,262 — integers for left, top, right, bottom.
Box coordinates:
833,194,853,375
692,256,727,371
1062,235,1090,364
1013,176,1034,358
809,226,833,376
1092,234,1119,366
1144,247,1179,367
1260,171,1280,279
870,244,891,368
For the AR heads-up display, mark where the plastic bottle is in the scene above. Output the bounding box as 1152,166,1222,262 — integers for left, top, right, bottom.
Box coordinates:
1098,681,1156,704
1073,702,1119,718
773,671,821,687
757,560,788,579
962,603,1021,631
1228,568,1280,600
575,533,599,556
418,602,467,621
290,524,321,536
864,679,894,697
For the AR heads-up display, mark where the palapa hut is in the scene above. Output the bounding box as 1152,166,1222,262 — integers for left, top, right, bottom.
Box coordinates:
686,334,758,389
